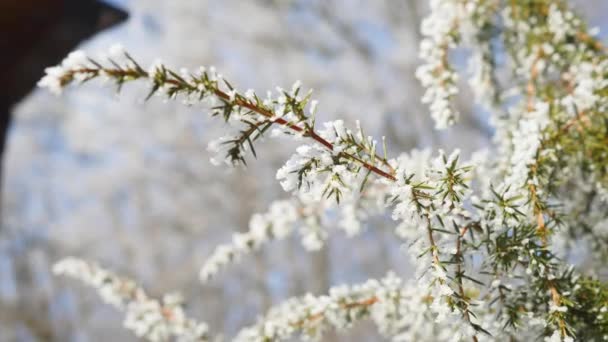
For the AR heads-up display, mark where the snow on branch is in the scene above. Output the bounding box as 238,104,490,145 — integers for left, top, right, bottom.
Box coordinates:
234,272,459,341
38,1,608,340
38,45,395,188
53,258,211,342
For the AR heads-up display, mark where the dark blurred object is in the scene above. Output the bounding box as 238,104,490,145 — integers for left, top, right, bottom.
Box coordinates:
0,0,128,196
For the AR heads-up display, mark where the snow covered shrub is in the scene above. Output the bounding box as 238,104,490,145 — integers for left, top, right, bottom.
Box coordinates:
39,1,608,341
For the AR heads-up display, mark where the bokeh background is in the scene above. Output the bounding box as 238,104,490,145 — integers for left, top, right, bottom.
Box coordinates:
1,0,606,341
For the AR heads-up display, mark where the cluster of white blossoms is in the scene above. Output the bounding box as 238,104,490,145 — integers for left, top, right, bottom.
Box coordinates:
53,258,210,342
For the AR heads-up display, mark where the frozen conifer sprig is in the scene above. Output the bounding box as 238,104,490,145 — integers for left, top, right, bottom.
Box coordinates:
53,258,211,342
199,199,302,282
416,0,500,129
233,272,475,342
199,180,392,283
39,45,395,188
40,0,608,340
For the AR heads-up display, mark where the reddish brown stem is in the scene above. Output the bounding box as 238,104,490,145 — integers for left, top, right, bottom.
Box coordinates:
213,86,396,181
290,296,378,328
